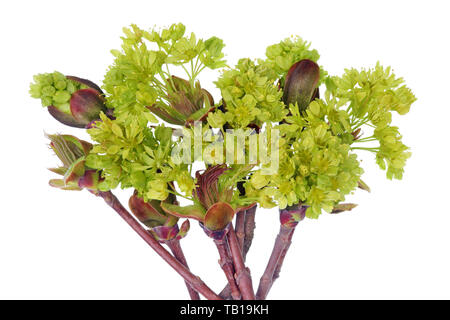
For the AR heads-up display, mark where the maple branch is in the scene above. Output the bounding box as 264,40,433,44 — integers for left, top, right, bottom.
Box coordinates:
256,225,293,300
166,238,200,300
227,225,255,300
97,191,221,300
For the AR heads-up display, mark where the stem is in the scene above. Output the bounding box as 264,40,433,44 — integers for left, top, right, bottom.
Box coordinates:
243,206,257,261
256,225,293,300
227,225,255,300
219,206,257,299
97,191,221,300
269,227,296,293
235,210,246,252
166,239,200,300
214,239,241,300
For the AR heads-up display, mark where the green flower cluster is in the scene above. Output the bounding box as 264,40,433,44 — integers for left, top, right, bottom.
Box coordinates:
261,36,327,83
103,23,226,126
246,107,363,218
29,71,86,114
323,63,416,179
211,58,286,128
86,113,194,201
32,23,416,221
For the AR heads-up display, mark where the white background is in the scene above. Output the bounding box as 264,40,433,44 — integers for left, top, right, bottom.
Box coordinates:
1,0,449,300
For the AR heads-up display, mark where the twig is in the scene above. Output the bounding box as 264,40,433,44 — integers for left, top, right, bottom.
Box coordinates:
269,227,295,292
227,225,255,300
219,206,257,299
166,238,200,300
243,205,257,260
97,191,221,300
214,239,241,300
235,210,246,252
256,225,292,300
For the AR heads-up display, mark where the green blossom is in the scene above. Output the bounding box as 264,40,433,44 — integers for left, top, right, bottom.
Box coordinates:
211,58,286,128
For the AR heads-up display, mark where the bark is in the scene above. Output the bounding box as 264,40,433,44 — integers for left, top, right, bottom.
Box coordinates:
97,191,221,300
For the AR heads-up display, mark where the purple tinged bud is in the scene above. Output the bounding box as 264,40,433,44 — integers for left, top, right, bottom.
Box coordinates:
70,88,106,125
129,192,179,228
150,225,180,242
48,106,86,128
176,220,190,240
78,170,100,190
279,204,308,228
282,59,320,112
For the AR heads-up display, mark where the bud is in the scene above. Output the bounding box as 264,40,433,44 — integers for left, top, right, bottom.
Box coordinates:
204,202,235,231
70,88,106,124
129,191,178,228
147,76,215,126
160,165,246,234
279,203,308,228
30,72,109,128
47,134,100,191
150,220,191,242
282,59,320,112
129,191,192,242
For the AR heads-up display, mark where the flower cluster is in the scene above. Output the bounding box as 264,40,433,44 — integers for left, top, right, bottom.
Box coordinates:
31,23,416,224
103,23,225,126
211,58,286,128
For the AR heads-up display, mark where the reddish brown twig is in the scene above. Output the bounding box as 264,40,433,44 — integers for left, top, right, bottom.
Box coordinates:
227,225,255,300
214,239,241,300
97,191,221,300
235,210,246,252
269,227,295,293
166,238,200,300
243,205,257,260
220,206,257,299
256,225,293,300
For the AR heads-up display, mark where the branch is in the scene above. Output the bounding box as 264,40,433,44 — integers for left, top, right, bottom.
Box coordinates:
271,227,295,286
256,225,292,300
97,191,221,300
227,225,255,300
214,238,241,300
166,239,200,300
219,206,257,299
235,210,245,252
243,205,257,260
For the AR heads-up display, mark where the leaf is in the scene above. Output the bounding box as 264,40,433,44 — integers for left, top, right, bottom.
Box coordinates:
331,203,358,214
160,202,206,222
358,179,371,192
204,202,235,231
